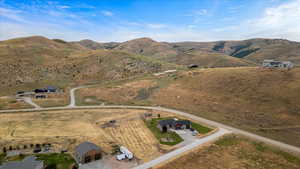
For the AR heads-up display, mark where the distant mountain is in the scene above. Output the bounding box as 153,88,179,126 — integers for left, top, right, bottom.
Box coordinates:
2,35,300,95
73,39,119,50
0,36,177,95
170,38,300,64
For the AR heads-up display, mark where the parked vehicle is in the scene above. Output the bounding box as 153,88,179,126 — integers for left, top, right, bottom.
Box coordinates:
116,154,126,161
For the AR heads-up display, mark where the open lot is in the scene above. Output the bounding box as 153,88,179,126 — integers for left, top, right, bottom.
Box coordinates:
76,67,300,147
0,97,33,110
0,109,192,162
156,134,300,169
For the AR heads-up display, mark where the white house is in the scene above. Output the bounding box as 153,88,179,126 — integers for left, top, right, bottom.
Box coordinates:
262,60,294,69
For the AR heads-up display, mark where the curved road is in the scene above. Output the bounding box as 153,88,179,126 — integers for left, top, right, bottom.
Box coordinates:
0,86,299,168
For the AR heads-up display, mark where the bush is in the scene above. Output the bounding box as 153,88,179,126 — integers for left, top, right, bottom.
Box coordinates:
2,147,6,153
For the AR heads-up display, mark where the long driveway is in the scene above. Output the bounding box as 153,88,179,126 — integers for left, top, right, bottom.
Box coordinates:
22,97,41,109
133,128,230,169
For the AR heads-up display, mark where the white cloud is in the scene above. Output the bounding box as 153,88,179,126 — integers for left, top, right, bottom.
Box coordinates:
57,5,70,9
194,9,208,16
241,0,300,40
101,10,114,16
146,23,166,29
0,7,26,22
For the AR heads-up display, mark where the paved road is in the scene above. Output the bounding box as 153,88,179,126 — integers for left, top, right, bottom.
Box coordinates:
0,85,299,169
1,105,300,157
22,97,41,109
68,85,97,107
133,128,230,169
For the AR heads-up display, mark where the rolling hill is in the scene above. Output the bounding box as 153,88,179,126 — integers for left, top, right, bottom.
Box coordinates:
0,36,177,95
74,37,300,66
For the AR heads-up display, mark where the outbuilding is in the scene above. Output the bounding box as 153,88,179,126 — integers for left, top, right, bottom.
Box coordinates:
74,142,102,164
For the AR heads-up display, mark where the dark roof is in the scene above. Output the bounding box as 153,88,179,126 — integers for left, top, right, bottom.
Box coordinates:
75,142,101,157
174,120,191,125
158,119,175,126
0,156,43,169
158,119,191,126
46,86,57,90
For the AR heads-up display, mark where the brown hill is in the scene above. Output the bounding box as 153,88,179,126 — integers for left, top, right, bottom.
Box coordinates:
171,38,300,64
73,39,119,50
77,67,300,147
111,37,254,67
0,36,177,95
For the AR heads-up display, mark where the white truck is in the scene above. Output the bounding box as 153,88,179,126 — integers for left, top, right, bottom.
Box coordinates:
116,146,134,160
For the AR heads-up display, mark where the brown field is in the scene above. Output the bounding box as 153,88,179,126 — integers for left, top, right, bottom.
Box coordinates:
76,67,300,147
0,97,33,110
156,135,300,169
0,109,175,162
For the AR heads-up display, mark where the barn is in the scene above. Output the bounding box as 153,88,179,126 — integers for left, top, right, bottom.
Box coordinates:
74,142,102,164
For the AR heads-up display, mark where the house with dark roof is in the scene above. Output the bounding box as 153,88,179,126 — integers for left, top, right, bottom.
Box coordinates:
74,142,102,164
157,119,191,132
46,86,58,93
0,156,44,169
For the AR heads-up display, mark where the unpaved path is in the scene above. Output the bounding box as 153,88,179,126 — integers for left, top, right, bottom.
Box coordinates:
22,97,41,109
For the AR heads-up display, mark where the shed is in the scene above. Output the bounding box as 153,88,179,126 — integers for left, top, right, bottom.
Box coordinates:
74,142,102,164
187,64,199,69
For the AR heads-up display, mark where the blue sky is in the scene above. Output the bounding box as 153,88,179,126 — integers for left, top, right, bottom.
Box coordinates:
1,0,300,42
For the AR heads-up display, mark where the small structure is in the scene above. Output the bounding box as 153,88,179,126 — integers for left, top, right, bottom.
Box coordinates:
262,60,294,69
187,64,199,69
0,156,44,169
35,94,47,99
116,146,133,161
157,119,191,132
74,142,102,164
46,86,57,93
34,89,48,93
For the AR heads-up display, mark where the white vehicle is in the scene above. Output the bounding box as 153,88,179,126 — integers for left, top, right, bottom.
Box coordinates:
119,146,134,160
192,130,199,136
116,154,126,161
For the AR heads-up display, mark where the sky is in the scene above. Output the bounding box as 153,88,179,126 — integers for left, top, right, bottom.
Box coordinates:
0,0,300,42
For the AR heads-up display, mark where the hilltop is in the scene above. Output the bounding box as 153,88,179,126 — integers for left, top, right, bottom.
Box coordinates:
2,35,300,95
73,37,300,66
0,36,178,95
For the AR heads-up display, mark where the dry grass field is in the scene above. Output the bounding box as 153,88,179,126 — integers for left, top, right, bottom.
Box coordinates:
76,67,300,147
156,135,300,169
0,109,174,162
0,97,32,110
32,92,70,107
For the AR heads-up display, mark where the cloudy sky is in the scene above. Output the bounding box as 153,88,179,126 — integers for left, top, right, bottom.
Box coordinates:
0,0,300,42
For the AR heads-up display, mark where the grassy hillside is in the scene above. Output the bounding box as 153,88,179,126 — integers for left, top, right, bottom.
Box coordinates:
171,38,300,64
0,36,178,96
157,135,300,169
77,67,300,147
112,37,255,67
